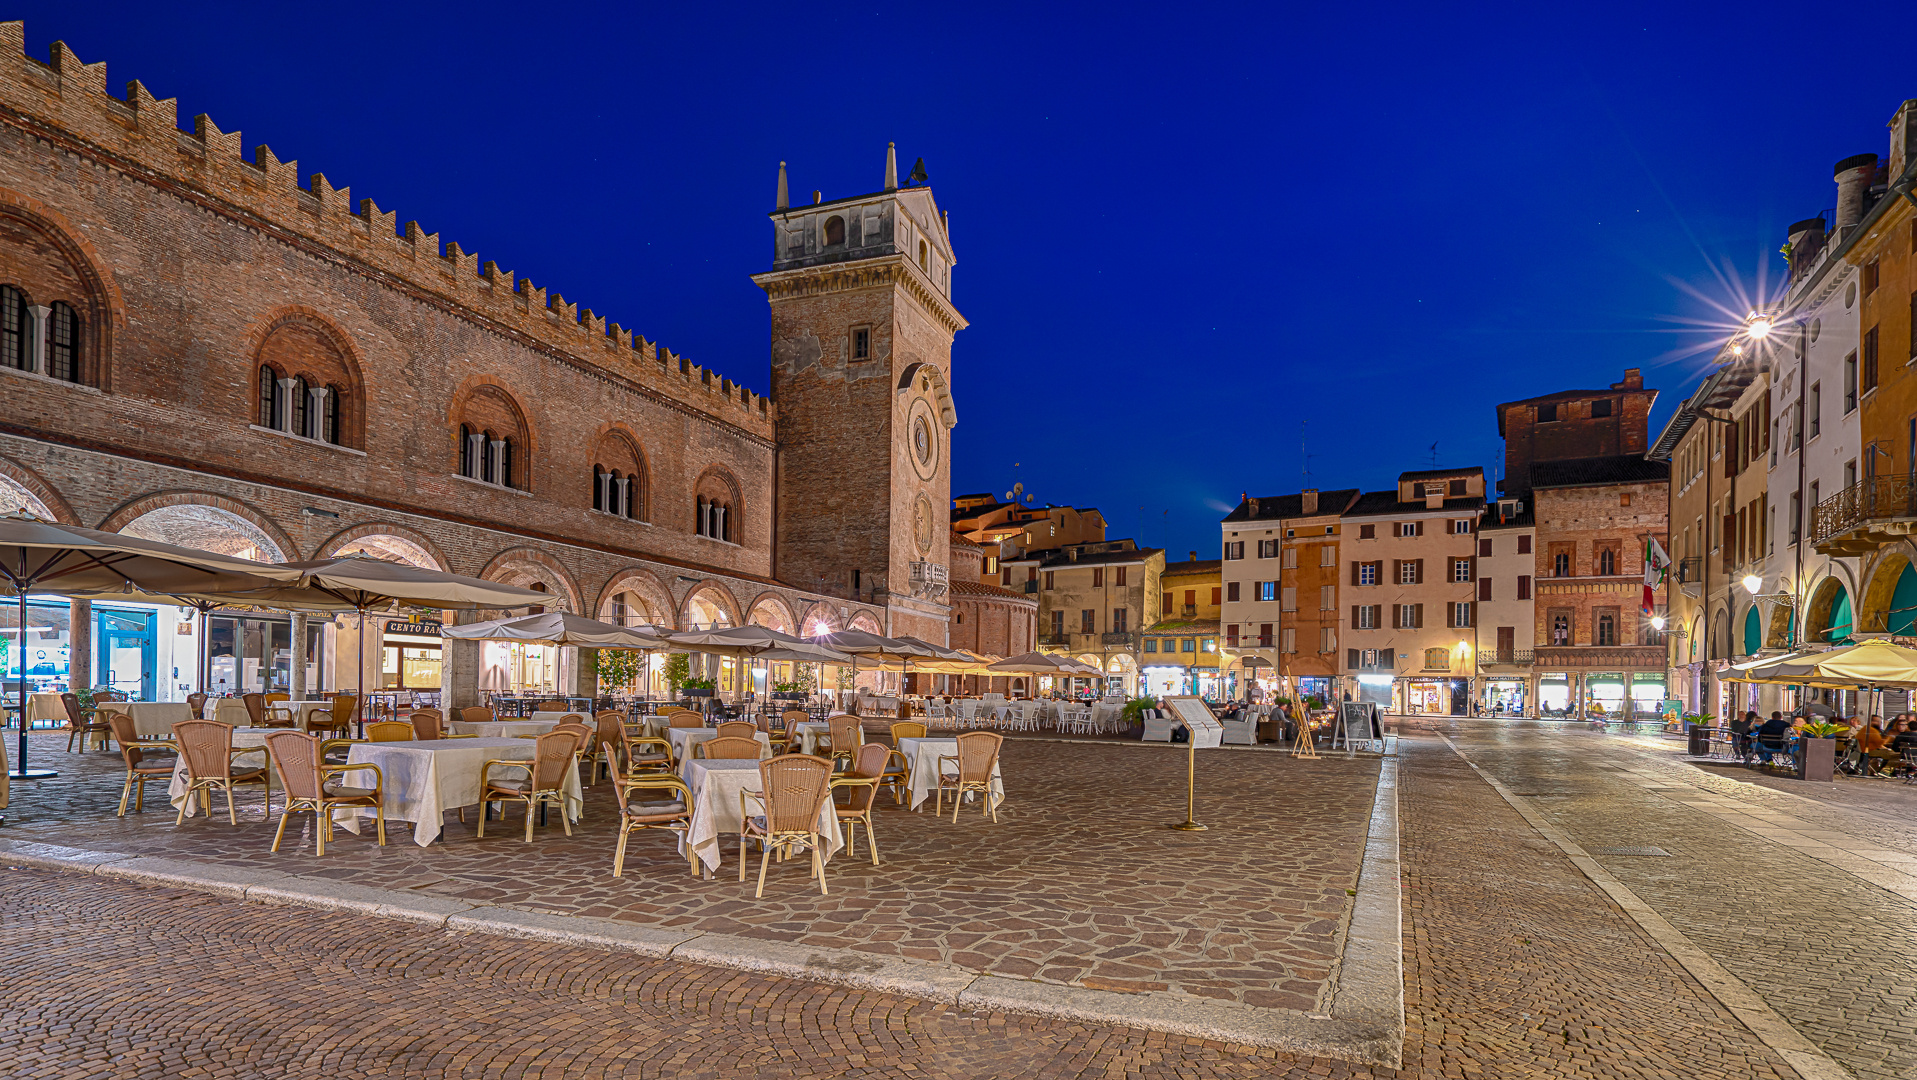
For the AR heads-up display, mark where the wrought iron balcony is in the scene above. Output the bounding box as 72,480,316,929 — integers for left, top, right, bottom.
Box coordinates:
1676,556,1702,584
1101,631,1138,648
1479,649,1535,666
1813,475,1917,554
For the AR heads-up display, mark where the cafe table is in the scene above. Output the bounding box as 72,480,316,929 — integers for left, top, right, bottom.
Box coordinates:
898,736,1004,813
678,757,842,874
92,700,195,744
167,726,275,817
791,721,833,755
668,726,772,762
25,691,67,729
334,737,582,847
448,718,561,739
212,699,252,727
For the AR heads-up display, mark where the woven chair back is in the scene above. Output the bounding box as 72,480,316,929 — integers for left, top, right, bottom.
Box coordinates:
550,723,594,753
331,695,359,724
187,692,208,718
96,689,127,702
756,755,831,832
264,730,322,801
173,719,234,779
532,730,581,790
842,743,888,811
265,693,290,705
700,736,762,760
781,709,810,726
668,714,705,729
890,721,927,743
954,730,1002,781
593,709,625,727
410,711,444,740
715,721,756,739
827,715,863,750
458,706,493,724
108,713,146,767
594,712,625,748
366,721,415,742
242,693,267,726
532,700,568,714
59,692,84,725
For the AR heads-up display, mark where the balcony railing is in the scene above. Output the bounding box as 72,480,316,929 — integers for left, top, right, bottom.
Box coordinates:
1813,474,1917,547
1038,633,1071,646
1101,631,1138,648
1676,556,1702,584
1479,649,1534,666
1225,636,1275,649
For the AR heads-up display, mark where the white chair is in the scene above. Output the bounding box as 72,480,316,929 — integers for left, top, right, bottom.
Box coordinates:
1141,709,1180,742
1219,706,1258,745
1059,707,1091,736
954,699,979,727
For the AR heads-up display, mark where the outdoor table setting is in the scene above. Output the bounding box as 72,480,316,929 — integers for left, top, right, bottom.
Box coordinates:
667,726,773,762
333,736,583,847
166,726,276,816
93,700,196,743
447,717,560,738
898,735,1004,812
211,699,252,726
23,691,67,729
790,720,832,755
678,756,842,874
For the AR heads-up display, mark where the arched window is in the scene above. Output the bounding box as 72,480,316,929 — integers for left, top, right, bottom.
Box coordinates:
1554,552,1570,577
478,430,497,484
323,383,341,444
458,424,475,479
0,286,25,370
47,301,79,382
289,374,309,439
259,364,280,427
823,215,845,246
497,436,515,489
1598,548,1616,575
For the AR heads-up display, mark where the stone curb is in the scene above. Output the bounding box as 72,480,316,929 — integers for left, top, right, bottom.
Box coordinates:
0,759,1407,1067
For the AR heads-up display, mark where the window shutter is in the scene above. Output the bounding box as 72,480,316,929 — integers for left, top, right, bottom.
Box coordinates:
1414,603,1424,629
1518,534,1531,555
1391,559,1401,583
1415,520,1424,536
1414,559,1424,584
1352,605,1361,628
1352,561,1361,586
1478,577,1492,601
1391,605,1401,630
1469,601,1476,627
1518,575,1531,600
1347,648,1360,669
1478,538,1492,558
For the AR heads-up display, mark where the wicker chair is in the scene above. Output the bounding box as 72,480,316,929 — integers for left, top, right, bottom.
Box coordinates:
409,710,444,740
667,713,705,729
756,713,792,754
61,692,112,752
738,754,834,898
889,721,927,743
935,730,1003,823
831,742,887,865
171,719,271,825
263,730,385,855
715,721,757,740
600,721,672,780
186,692,209,719
308,695,356,740
821,714,864,771
531,700,569,714
366,720,416,742
694,735,763,760
458,706,494,724
240,692,268,728
478,730,580,842
107,712,175,816
610,773,695,877
881,723,923,804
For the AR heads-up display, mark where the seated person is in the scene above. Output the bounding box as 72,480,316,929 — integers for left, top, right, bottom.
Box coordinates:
1858,719,1900,774
1754,712,1793,763
1729,711,1757,762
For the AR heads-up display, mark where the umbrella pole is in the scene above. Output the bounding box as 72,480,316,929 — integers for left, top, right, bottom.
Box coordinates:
357,605,367,737
13,588,54,779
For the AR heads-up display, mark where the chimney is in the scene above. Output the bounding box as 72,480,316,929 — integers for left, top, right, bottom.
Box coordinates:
883,142,898,192
775,161,788,211
1301,488,1319,515
1786,217,1827,280
1891,100,1917,181
1188,550,1197,562
1245,496,1259,517
1611,368,1643,391
1834,153,1879,233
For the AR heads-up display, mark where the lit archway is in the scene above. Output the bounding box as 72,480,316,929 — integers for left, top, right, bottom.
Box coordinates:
849,612,881,634
119,503,286,562
747,593,795,633
319,523,445,570
800,602,840,637
1804,578,1852,645
0,470,57,521
681,584,738,631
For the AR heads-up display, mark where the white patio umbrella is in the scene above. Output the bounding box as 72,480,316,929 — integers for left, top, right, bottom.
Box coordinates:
0,512,304,779
446,611,678,705
807,630,942,701
668,625,852,706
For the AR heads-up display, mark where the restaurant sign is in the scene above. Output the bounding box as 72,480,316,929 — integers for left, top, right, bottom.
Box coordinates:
385,620,443,637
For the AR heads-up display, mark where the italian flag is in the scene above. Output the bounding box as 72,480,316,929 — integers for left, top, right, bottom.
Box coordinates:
1643,537,1670,615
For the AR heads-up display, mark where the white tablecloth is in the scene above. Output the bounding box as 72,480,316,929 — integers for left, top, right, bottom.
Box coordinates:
25,691,66,727
448,719,559,739
212,700,252,727
335,737,583,847
94,701,195,740
168,727,275,816
790,721,831,754
680,757,842,873
899,737,1004,812
668,727,772,761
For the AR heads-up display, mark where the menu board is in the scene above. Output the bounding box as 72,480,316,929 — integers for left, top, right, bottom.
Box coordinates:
1337,701,1383,752
1163,696,1224,748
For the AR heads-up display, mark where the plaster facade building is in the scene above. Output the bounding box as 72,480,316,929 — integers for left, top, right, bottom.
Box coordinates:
1016,539,1164,693
1141,555,1222,698
1474,497,1536,714
1218,488,1359,702
0,28,948,704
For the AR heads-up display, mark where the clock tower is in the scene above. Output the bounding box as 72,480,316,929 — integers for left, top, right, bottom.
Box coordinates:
753,145,966,642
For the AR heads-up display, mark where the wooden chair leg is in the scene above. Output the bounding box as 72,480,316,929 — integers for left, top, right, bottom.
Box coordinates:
755,838,773,898
613,824,629,877
271,806,293,852
117,772,134,817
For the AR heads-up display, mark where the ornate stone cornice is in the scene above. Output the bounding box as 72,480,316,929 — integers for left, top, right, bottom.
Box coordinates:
752,255,969,336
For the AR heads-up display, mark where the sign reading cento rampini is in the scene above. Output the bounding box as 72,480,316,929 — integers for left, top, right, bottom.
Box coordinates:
384,620,443,636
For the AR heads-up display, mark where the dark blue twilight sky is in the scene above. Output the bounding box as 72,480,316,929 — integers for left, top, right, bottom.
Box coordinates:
15,3,1917,559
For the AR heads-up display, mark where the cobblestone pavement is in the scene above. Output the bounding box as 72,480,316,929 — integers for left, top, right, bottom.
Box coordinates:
0,731,1376,1009
0,728,1813,1079
1425,716,1917,1080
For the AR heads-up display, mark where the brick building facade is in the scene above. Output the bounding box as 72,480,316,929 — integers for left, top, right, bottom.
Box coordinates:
0,28,931,704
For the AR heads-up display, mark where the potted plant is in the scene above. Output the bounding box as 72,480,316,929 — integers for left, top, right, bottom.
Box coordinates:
681,677,716,699
1795,721,1842,782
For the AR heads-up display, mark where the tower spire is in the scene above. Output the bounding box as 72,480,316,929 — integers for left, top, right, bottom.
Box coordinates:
775,161,789,211
883,142,897,192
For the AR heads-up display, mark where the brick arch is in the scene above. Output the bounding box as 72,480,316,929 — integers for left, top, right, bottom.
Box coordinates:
678,579,741,630
692,463,744,545
594,567,675,629
849,611,882,634
448,374,537,490
589,423,650,521
478,547,580,613
97,490,295,563
315,521,447,571
242,306,368,449
0,186,125,391
0,451,78,524
745,592,797,633
798,601,840,636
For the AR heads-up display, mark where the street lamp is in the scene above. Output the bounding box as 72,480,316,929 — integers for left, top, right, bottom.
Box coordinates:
1746,312,1774,340
1651,615,1666,630
1742,573,1763,595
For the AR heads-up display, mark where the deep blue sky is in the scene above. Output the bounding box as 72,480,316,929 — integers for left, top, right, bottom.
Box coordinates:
17,3,1917,560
